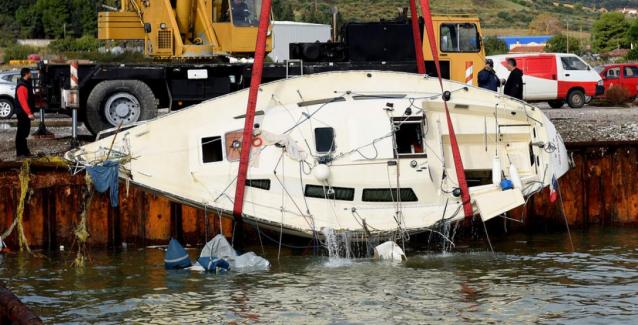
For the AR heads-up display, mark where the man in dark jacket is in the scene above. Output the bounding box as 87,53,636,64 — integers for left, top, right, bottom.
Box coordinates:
15,68,35,158
232,0,250,25
504,58,524,100
477,59,500,91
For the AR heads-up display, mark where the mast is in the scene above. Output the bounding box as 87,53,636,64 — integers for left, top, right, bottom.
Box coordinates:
418,0,473,218
233,0,272,220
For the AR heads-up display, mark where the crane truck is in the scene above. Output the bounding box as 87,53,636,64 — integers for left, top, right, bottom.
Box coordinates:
37,0,486,135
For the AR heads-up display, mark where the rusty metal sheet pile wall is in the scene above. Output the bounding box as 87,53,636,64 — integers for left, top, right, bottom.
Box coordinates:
1,144,637,249
0,165,233,250
522,144,638,230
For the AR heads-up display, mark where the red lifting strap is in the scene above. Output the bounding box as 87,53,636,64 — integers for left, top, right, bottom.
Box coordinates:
233,0,272,220
409,0,425,74
418,0,473,218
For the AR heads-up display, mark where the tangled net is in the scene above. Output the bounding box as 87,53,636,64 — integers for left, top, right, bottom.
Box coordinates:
72,174,93,268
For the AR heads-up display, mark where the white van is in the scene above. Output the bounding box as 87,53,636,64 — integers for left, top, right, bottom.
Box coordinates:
488,53,604,108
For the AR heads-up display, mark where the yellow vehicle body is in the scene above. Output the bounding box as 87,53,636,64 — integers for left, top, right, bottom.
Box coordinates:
98,0,271,59
424,16,486,86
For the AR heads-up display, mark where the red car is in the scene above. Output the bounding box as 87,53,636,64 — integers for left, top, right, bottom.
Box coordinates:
596,64,638,99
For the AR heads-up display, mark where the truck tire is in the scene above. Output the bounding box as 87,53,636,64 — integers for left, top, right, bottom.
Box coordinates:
548,100,564,109
85,80,157,135
0,98,15,119
566,89,586,109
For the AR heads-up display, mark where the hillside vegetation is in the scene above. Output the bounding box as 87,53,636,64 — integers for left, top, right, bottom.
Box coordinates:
279,0,600,33
0,0,608,45
0,0,629,62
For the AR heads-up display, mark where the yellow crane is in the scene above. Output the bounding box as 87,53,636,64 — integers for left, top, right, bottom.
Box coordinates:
98,0,271,58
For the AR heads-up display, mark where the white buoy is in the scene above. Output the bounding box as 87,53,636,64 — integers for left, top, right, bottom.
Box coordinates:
373,241,407,262
509,164,523,189
312,164,331,182
492,156,502,185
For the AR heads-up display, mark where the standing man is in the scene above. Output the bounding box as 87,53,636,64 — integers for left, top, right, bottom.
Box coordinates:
477,59,500,92
504,58,524,100
232,0,250,25
15,68,35,158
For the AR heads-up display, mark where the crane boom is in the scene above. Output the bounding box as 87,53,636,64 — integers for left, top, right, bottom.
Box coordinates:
98,0,272,59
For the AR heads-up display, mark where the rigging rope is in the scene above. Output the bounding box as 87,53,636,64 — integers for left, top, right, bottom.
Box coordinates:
14,160,31,253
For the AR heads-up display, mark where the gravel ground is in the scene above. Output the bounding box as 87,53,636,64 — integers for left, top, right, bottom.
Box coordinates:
539,103,638,143
1,105,637,161
0,115,92,161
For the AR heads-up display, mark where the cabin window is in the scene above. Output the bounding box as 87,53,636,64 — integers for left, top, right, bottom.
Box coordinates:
315,127,335,153
440,23,480,53
362,188,418,202
230,0,261,27
606,67,620,79
201,136,223,163
465,170,493,187
561,57,589,71
394,118,426,157
624,66,638,78
305,185,355,201
246,179,271,190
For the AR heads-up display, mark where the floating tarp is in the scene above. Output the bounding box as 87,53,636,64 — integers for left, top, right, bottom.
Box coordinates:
164,238,192,269
200,235,270,272
86,160,119,207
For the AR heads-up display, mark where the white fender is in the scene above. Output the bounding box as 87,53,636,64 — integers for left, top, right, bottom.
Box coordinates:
509,164,523,189
312,164,331,182
373,241,406,262
492,156,502,185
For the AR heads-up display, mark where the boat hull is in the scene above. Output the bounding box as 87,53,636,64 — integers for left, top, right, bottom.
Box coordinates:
67,71,570,239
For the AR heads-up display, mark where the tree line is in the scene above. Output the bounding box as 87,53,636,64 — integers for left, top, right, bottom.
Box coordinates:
0,0,98,46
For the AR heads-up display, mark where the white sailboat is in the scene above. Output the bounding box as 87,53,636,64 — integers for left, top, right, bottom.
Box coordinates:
66,70,570,239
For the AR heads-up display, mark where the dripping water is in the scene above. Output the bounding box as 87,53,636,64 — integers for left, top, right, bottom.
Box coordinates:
321,228,353,267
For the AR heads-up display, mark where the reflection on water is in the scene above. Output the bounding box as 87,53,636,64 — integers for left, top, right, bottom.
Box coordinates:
2,227,638,324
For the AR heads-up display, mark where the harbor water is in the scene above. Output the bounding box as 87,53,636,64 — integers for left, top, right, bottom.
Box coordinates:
2,227,638,324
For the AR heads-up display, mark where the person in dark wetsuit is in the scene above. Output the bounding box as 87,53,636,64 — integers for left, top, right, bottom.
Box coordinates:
504,58,524,100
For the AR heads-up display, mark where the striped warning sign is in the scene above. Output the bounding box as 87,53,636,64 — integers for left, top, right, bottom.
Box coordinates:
465,61,474,85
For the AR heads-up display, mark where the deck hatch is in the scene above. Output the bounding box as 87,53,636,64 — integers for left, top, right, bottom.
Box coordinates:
393,118,426,158
305,185,355,201
315,127,335,153
362,188,418,202
201,136,223,163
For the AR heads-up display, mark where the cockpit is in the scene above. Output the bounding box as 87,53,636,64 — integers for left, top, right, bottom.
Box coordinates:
220,0,262,27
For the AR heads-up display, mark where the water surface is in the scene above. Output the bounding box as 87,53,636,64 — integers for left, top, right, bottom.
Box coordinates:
2,228,638,324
